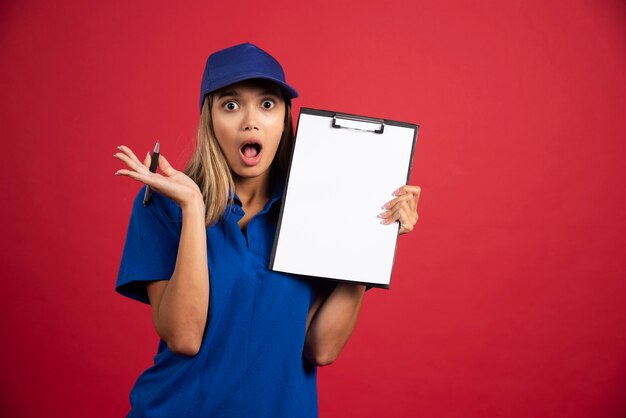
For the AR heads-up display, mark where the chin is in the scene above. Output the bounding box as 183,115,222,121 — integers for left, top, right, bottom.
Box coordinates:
233,163,272,180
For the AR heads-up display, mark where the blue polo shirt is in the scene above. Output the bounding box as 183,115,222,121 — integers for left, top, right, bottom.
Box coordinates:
117,186,326,418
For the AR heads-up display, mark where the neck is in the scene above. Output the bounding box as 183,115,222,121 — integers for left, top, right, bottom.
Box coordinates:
233,170,273,208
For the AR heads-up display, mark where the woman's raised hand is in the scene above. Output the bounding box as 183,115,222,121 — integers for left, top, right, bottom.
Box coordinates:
378,185,421,235
114,145,203,209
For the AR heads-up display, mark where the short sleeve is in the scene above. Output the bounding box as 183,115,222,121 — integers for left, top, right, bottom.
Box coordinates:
116,188,183,304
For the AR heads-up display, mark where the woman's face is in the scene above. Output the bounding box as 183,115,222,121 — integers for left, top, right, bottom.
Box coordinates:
211,80,286,181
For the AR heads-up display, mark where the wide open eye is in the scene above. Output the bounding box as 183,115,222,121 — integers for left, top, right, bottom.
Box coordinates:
262,100,275,110
224,101,239,111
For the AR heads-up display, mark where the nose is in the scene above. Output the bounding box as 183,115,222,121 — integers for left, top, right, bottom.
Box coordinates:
242,108,260,131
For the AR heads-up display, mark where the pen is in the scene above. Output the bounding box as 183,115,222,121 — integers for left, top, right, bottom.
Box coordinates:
143,139,160,207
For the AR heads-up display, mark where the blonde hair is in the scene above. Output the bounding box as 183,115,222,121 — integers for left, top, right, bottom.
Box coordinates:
184,95,294,226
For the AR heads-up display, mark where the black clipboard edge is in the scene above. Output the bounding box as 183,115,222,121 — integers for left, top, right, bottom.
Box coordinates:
272,270,391,290
302,107,419,130
269,107,419,289
269,108,306,278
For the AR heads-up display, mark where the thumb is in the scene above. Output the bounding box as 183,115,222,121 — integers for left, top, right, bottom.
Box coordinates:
157,154,177,176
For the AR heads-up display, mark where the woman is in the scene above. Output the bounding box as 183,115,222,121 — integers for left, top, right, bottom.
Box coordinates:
114,43,420,417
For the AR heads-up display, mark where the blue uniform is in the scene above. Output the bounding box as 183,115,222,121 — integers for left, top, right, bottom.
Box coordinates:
117,186,325,417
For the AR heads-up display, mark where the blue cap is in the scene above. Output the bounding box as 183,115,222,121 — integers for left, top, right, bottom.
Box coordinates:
199,43,298,111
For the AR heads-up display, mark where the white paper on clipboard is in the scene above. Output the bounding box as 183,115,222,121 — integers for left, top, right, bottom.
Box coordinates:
270,108,418,288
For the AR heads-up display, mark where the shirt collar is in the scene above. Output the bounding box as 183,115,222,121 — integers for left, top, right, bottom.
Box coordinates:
230,177,285,214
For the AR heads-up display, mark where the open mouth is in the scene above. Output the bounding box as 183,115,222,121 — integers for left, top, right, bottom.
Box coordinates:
241,142,261,158
239,141,263,166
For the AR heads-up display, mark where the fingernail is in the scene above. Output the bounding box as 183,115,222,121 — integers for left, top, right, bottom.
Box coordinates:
117,146,122,149
382,202,391,209
393,188,402,195
377,212,387,218
114,171,120,176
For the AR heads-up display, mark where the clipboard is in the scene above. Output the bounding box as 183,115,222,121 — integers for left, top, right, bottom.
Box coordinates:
270,108,418,288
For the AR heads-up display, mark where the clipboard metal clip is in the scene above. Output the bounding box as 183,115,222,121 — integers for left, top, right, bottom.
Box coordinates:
332,114,385,134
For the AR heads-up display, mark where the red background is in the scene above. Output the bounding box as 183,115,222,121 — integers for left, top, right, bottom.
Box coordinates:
1,0,625,417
